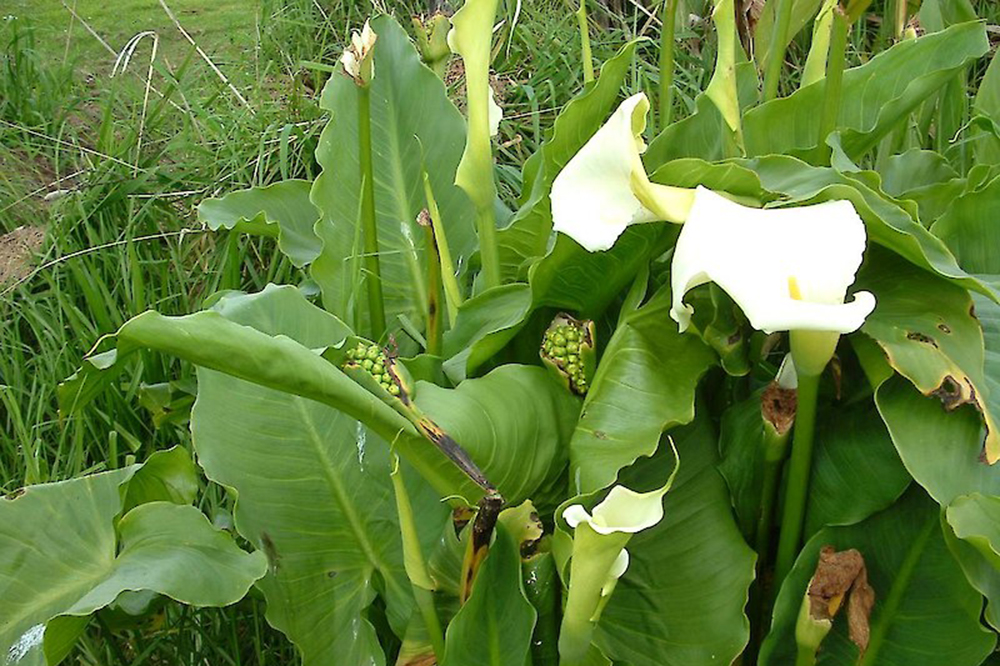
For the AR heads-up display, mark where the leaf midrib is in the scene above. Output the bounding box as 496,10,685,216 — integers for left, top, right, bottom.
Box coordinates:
858,512,937,666
294,399,403,599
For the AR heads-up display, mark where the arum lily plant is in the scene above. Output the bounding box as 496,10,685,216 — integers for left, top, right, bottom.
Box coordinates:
559,443,679,665
10,4,1000,666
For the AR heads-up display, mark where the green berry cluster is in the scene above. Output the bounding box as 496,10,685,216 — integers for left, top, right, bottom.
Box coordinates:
345,342,401,396
541,323,589,394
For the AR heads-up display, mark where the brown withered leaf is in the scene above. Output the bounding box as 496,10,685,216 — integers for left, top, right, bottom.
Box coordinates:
806,546,875,657
761,382,797,436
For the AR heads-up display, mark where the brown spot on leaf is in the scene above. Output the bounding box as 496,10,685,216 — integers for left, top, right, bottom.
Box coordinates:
937,323,951,334
761,382,797,436
906,331,938,348
931,375,968,410
594,430,608,440
807,546,875,658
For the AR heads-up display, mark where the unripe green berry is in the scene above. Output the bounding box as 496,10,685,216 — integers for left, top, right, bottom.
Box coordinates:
552,346,566,358
567,353,579,365
566,363,579,375
388,384,400,396
552,334,566,347
362,359,374,370
566,341,579,353
565,329,579,342
372,361,385,375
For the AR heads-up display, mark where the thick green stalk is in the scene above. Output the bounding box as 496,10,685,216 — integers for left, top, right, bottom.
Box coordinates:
422,172,462,326
797,644,819,666
390,458,445,660
815,7,849,164
577,0,595,84
414,586,445,660
358,84,385,339
762,0,795,101
773,371,821,586
893,0,907,41
749,415,792,654
450,0,502,289
658,0,678,131
419,214,443,356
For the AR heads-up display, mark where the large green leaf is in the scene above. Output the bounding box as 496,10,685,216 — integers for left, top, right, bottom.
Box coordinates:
60,285,480,501
441,525,536,666
760,488,995,666
496,40,639,281
310,15,476,334
932,174,1000,293
441,283,533,382
594,417,756,666
875,376,1000,506
972,49,1000,165
948,493,1000,570
191,285,450,666
804,404,910,536
859,249,1000,463
569,284,715,494
197,179,321,268
743,22,989,160
719,391,909,542
0,466,265,666
414,365,579,511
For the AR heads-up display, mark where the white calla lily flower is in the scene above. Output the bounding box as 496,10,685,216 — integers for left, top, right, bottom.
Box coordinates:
550,93,695,252
670,187,876,336
557,443,679,663
341,20,377,85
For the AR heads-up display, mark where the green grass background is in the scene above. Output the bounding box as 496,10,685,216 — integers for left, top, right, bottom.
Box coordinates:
0,0,998,663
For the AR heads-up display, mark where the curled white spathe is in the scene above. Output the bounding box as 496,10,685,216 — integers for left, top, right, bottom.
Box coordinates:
550,93,694,252
563,484,668,536
670,187,876,335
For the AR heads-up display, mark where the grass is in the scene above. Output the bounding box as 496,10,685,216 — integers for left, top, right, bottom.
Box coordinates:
1,0,998,663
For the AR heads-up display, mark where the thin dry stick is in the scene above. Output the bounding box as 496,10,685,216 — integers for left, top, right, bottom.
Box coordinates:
59,0,187,115
157,0,255,114
112,32,159,176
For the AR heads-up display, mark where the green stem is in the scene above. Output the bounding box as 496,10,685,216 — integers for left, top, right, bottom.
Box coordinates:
423,171,463,325
893,0,907,41
796,644,819,666
390,457,445,660
577,0,595,84
420,216,443,356
816,7,849,164
414,586,446,660
358,84,385,339
762,0,795,101
773,371,821,587
857,514,937,666
658,0,678,131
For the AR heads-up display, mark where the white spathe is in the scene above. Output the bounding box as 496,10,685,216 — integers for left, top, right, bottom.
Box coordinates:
670,187,876,335
550,93,695,252
340,20,377,83
563,483,670,536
